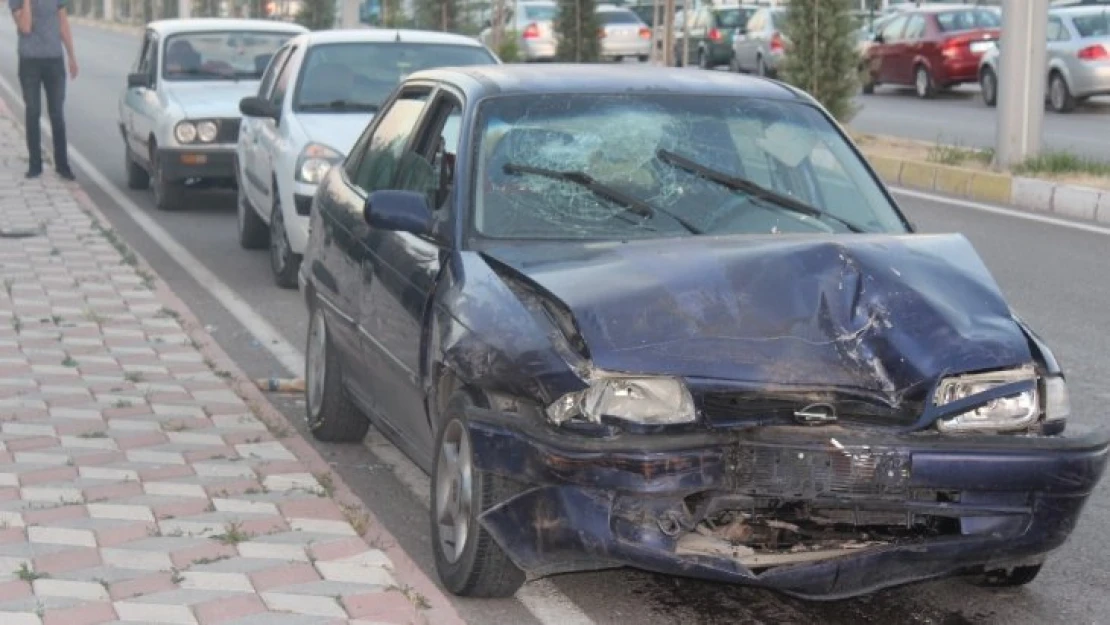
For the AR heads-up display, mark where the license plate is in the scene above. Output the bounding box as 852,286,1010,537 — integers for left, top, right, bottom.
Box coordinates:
971,40,995,54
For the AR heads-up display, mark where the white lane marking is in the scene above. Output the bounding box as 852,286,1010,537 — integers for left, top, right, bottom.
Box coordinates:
0,72,595,625
891,186,1110,236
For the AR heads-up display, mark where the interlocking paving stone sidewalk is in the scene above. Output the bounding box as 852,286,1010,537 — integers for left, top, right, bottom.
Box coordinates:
0,105,451,623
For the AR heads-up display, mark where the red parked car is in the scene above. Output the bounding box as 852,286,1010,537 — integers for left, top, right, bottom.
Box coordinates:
862,5,1001,98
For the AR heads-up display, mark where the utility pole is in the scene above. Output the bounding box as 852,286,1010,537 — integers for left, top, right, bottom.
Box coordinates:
994,0,1049,169
492,0,504,53
650,0,659,64
681,0,689,66
663,0,675,65
341,0,358,27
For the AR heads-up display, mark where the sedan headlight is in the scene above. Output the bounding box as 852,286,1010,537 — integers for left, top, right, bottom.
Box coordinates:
934,366,1039,433
547,376,695,426
296,143,343,184
174,121,197,144
196,120,219,143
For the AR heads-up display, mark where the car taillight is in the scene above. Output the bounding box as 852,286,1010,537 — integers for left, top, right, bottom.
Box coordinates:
770,31,784,53
639,26,651,39
1078,44,1108,61
941,38,964,57
708,27,721,42
523,22,540,39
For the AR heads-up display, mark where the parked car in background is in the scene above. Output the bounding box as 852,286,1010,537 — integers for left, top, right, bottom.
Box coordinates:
597,4,652,62
118,18,307,211
671,3,759,69
862,4,1001,98
478,0,558,61
731,6,787,76
299,62,1107,602
235,29,498,288
979,5,1110,112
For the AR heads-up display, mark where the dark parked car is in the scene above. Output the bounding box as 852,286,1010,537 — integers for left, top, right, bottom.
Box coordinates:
862,5,1001,98
299,64,1108,600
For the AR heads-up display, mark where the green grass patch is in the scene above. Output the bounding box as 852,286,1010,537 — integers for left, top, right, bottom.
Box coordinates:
1014,151,1110,177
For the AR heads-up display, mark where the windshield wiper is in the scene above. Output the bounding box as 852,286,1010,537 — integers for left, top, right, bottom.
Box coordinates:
298,100,379,112
656,148,868,233
502,163,703,235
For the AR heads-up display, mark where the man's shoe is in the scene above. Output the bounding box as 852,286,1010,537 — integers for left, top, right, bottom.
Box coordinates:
25,168,42,179
56,168,76,181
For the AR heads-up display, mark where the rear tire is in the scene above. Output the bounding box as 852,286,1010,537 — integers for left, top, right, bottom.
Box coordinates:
431,391,527,598
756,55,768,77
914,64,935,99
697,49,708,69
861,65,876,94
973,563,1043,588
305,304,369,443
269,194,301,289
980,66,998,107
1049,71,1076,113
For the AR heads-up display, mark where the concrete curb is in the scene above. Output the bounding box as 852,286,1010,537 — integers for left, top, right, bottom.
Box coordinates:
861,149,1110,225
0,93,466,625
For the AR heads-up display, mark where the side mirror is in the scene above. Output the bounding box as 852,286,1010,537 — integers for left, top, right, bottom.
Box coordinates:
364,190,435,235
239,96,278,119
127,72,150,88
873,33,884,43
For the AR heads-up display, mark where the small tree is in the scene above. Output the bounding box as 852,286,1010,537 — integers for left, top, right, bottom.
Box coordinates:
297,0,337,30
416,0,457,31
554,0,601,62
779,0,860,122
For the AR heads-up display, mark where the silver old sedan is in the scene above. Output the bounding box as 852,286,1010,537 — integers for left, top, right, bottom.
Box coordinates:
117,19,307,211
979,5,1110,112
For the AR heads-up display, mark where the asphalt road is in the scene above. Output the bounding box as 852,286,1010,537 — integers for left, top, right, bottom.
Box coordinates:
3,20,1110,625
850,83,1110,161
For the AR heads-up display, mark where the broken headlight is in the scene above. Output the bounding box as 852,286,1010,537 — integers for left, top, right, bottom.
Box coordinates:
1043,375,1070,424
546,376,696,426
934,366,1040,433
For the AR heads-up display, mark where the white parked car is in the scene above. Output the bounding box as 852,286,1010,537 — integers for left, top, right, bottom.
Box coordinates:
235,29,500,288
118,18,307,211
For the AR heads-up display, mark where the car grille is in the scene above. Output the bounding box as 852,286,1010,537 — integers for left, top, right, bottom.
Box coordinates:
727,444,912,498
698,391,918,427
216,118,241,144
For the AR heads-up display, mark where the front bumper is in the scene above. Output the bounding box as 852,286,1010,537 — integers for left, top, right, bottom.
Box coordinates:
466,408,1109,600
157,146,237,184
281,180,317,255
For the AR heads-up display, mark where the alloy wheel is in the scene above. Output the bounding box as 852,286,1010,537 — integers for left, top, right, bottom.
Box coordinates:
435,419,474,564
270,204,289,276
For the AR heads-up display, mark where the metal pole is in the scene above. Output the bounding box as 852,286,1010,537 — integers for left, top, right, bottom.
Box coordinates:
681,0,689,66
650,0,659,64
178,0,190,18
994,0,1049,169
663,0,675,65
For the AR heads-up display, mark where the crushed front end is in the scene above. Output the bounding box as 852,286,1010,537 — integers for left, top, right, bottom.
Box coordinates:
466,408,1108,599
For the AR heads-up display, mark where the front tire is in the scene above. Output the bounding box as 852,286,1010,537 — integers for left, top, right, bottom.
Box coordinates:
151,150,182,211
125,146,149,190
237,186,269,250
305,304,369,443
269,194,301,289
432,391,526,598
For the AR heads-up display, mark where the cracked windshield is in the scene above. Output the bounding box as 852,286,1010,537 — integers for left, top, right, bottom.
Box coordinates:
162,31,293,80
473,94,908,240
295,43,498,111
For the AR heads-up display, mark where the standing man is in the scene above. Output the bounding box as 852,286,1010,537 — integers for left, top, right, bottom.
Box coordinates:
9,0,79,180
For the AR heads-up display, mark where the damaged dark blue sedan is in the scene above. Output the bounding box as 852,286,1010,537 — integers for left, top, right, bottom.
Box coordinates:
298,64,1109,601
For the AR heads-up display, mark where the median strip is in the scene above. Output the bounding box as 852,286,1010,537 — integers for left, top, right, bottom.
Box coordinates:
854,133,1110,224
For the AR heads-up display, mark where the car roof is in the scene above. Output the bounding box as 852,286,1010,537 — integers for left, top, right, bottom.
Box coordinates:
1053,4,1110,14
408,64,806,101
906,3,998,14
147,18,309,36
294,28,488,47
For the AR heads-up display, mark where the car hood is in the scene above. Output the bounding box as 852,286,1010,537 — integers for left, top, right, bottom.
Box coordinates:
166,81,262,119
480,233,1033,404
296,113,376,156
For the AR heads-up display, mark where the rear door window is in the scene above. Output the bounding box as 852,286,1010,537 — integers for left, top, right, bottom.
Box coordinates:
936,9,1000,32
